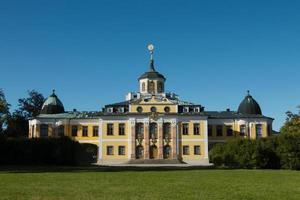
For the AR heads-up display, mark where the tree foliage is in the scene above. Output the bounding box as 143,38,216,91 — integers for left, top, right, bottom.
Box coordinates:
0,89,10,134
0,136,90,165
5,90,45,137
17,90,45,118
280,110,300,135
210,109,300,170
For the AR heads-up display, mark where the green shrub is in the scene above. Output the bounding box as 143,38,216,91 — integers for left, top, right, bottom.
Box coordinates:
209,134,299,170
0,136,89,165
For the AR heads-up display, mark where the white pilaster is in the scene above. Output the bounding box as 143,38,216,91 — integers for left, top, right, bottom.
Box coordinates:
98,119,103,160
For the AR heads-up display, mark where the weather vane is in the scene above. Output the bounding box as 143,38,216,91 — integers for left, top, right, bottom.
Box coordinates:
147,44,154,60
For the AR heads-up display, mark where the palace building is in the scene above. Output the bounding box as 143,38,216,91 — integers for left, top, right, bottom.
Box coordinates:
28,45,274,165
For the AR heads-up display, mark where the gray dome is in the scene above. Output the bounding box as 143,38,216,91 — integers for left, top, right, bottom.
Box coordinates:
138,59,166,81
40,90,65,114
238,91,262,115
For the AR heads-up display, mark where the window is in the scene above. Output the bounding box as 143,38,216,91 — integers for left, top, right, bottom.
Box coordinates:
256,124,262,138
119,123,125,135
194,145,201,155
31,125,35,137
40,124,48,137
118,146,125,155
93,126,99,137
107,107,113,113
194,107,200,113
208,125,213,136
217,125,223,136
164,106,170,113
157,82,164,93
150,123,157,139
58,125,64,137
82,126,88,137
163,145,171,159
183,146,189,155
71,125,78,137
107,124,114,135
149,81,155,93
137,106,143,113
150,106,157,113
142,82,145,92
118,107,125,113
163,123,171,139
240,125,246,136
136,123,144,138
193,123,200,135
226,125,233,136
107,146,114,155
183,107,189,113
182,124,189,135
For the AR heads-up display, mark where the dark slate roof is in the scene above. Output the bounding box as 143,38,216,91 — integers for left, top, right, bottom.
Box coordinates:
40,90,65,114
204,111,272,120
238,91,262,115
138,59,166,81
105,100,131,107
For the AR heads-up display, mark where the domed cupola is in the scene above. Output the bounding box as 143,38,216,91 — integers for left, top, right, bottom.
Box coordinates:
138,44,166,94
40,90,65,114
238,90,262,115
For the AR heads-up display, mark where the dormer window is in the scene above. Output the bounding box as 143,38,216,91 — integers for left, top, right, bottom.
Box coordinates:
107,107,114,113
194,107,200,113
118,107,125,113
183,107,189,113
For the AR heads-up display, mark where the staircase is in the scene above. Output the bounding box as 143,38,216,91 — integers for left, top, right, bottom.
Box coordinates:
127,159,185,165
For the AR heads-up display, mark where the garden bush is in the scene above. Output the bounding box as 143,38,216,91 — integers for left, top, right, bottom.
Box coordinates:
0,136,89,165
209,134,300,170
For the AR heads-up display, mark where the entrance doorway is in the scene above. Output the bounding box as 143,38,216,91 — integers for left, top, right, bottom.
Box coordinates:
149,145,158,159
136,145,144,159
163,145,171,159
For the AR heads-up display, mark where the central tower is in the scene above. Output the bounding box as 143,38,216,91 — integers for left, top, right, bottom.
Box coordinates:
138,44,166,95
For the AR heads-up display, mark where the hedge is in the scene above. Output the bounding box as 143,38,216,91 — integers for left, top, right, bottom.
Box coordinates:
209,133,300,170
0,136,90,165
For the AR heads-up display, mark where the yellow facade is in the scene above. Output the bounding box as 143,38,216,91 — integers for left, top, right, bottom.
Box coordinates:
29,45,273,165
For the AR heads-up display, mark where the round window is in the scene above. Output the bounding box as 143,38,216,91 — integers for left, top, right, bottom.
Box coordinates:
150,106,157,113
137,106,143,113
164,106,170,113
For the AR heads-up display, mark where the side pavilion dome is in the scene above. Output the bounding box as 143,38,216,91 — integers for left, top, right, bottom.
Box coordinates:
40,90,65,114
238,91,262,115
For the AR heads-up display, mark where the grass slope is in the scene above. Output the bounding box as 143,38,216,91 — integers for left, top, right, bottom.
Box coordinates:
0,168,299,200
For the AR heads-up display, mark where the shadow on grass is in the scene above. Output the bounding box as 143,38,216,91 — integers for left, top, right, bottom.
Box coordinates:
0,164,215,173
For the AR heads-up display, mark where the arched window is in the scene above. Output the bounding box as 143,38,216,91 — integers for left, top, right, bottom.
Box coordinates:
142,82,145,92
163,145,171,159
136,145,144,159
149,123,157,139
136,123,144,139
163,123,171,139
157,82,164,93
149,81,155,93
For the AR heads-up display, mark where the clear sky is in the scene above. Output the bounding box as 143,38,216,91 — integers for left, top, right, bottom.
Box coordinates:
1,0,300,130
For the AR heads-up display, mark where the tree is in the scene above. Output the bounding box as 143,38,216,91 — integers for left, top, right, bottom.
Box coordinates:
280,109,300,135
6,90,45,137
0,89,10,134
17,90,45,118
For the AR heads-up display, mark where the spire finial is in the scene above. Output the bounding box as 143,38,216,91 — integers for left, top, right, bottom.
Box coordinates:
247,90,250,96
52,89,56,95
147,44,155,71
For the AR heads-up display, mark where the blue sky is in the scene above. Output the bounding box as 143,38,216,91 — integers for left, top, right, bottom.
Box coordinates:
1,0,300,130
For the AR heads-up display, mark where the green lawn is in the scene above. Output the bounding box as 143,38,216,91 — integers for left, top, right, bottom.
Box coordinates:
0,167,299,200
